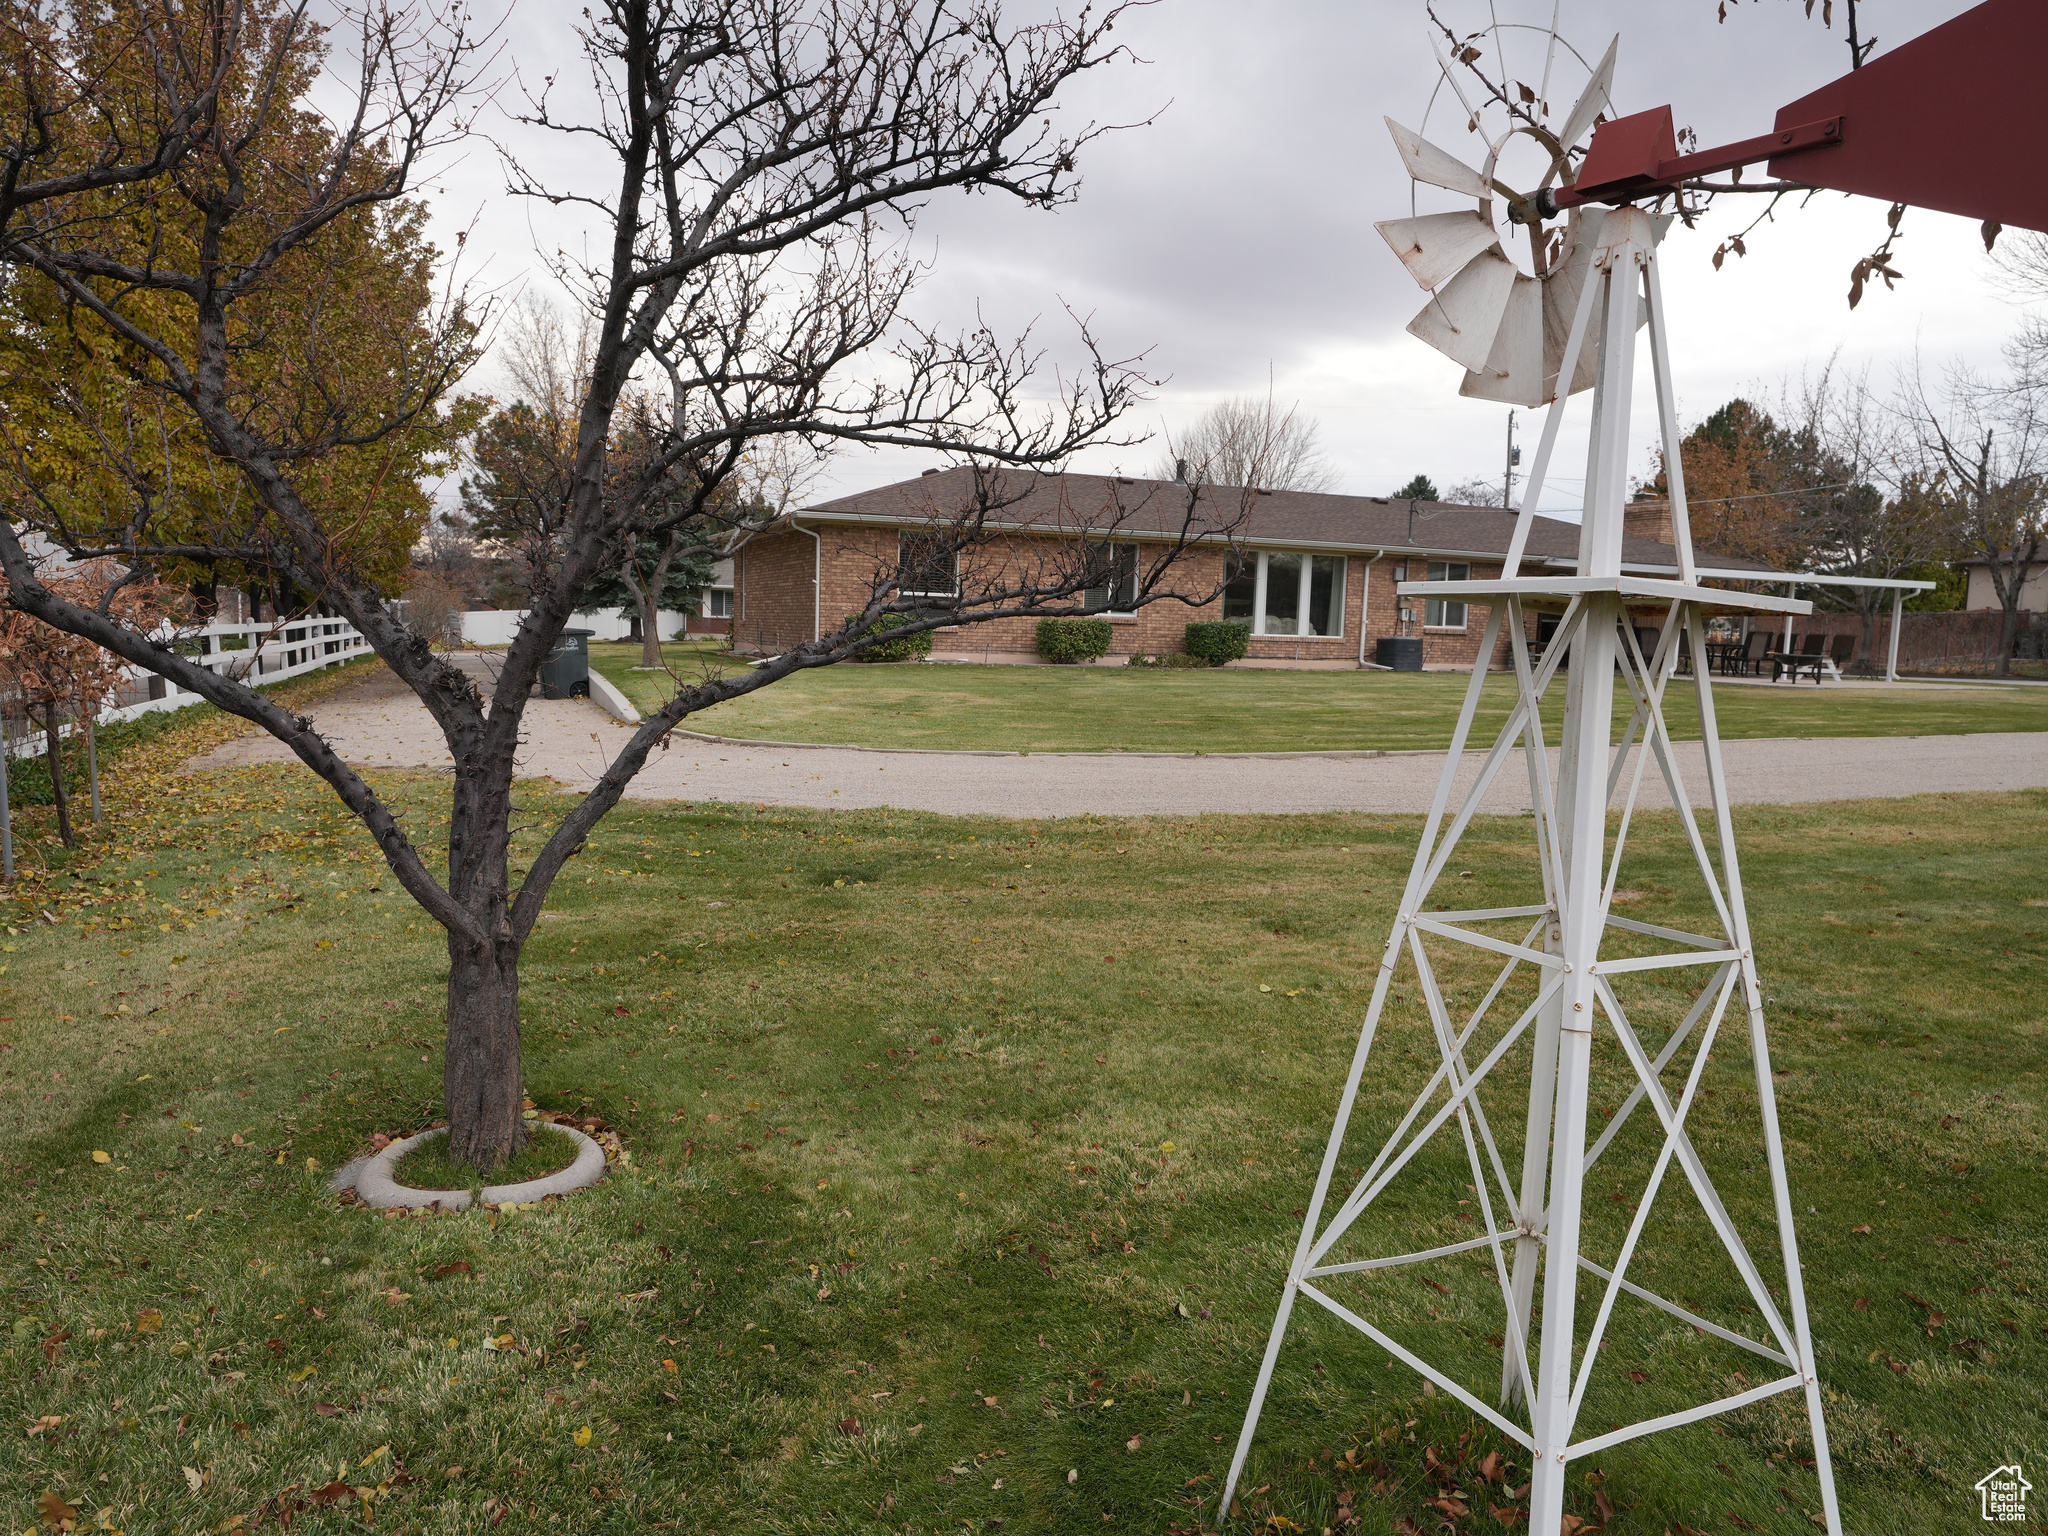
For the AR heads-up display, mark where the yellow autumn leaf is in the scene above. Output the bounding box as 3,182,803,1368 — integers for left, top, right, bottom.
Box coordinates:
572,1425,592,1447
1158,1141,1175,1154
288,1365,317,1382
134,1308,163,1334
91,1150,111,1164
359,1445,389,1467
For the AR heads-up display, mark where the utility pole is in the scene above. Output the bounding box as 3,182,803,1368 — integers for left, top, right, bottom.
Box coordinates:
1504,409,1521,510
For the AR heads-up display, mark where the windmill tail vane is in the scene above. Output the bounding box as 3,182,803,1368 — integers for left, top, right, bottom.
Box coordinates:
1219,1,2048,1531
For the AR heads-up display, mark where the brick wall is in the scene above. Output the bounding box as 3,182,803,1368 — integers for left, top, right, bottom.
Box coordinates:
734,522,1534,669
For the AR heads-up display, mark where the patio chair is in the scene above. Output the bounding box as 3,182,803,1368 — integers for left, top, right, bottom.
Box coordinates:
1822,632,1856,680
1737,630,1772,676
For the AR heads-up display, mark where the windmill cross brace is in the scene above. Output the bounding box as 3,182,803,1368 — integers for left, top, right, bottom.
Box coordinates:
1548,109,1843,211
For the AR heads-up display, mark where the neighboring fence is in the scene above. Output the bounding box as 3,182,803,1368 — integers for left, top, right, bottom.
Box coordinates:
101,614,372,725
454,607,692,647
1745,608,2046,674
4,612,372,762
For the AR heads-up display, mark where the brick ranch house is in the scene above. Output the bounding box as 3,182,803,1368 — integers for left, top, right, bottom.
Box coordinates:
729,468,1755,669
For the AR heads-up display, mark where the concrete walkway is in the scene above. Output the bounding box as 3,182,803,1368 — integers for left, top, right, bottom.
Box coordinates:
185,661,2048,819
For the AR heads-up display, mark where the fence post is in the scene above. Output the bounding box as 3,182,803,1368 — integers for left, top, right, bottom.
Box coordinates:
84,707,100,822
0,716,12,882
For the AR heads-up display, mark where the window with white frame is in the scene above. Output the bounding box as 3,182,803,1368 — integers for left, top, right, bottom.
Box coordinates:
1424,561,1470,629
1222,550,1345,637
707,588,734,619
1083,541,1140,612
897,531,959,598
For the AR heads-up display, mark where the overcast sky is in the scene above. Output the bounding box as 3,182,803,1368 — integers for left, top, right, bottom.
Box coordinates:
422,0,2015,517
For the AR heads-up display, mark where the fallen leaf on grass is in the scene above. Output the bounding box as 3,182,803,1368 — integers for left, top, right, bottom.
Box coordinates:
38,1490,79,1530
310,1481,352,1507
90,1151,110,1164
839,1419,863,1437
425,1262,472,1280
134,1309,163,1334
572,1426,592,1447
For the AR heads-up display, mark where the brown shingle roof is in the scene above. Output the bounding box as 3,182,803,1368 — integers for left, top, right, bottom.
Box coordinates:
804,468,1776,574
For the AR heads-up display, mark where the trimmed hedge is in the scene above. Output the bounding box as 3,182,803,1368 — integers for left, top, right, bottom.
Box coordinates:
1035,617,1113,665
843,615,933,663
1184,619,1251,666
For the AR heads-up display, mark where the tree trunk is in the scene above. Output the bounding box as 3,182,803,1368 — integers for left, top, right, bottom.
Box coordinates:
637,588,663,666
42,706,72,848
1997,593,2019,678
442,930,529,1169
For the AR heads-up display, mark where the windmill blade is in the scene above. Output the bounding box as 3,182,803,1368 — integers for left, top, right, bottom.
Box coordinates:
1556,34,1618,152
1376,210,1499,291
1408,245,1518,371
1460,272,1545,407
1542,209,1603,397
1385,118,1491,199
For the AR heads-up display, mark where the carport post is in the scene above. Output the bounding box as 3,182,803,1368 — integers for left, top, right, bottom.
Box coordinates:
1886,588,1903,682
1782,585,1795,653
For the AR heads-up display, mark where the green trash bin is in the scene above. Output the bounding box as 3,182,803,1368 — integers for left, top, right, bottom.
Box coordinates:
541,628,595,699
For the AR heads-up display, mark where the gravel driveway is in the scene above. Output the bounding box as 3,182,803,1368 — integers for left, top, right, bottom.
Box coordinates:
186,661,2048,818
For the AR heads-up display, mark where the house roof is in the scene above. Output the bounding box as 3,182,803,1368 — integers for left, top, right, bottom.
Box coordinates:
803,467,1778,576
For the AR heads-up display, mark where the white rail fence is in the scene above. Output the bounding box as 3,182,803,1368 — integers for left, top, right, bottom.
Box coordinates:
107,614,373,725
3,614,373,762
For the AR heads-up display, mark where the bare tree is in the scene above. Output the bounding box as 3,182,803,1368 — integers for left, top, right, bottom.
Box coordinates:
1153,395,1335,492
1443,476,1504,507
1899,351,2048,676
1778,363,1945,658
0,0,1254,1168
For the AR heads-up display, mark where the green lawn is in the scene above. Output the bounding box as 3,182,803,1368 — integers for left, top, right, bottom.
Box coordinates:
2,699,2042,1533
589,642,2048,754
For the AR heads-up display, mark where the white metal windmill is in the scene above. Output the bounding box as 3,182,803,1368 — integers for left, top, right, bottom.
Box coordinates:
1218,15,1845,1535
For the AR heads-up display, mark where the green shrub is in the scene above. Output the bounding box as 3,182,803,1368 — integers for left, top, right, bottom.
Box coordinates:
842,615,933,663
1035,617,1113,664
1184,619,1251,666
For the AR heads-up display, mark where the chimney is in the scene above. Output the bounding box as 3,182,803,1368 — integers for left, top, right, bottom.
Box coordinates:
1623,499,1673,547
921,467,942,477
1174,457,1188,485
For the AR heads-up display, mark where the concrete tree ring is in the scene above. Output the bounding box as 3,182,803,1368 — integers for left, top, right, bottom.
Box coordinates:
349,1124,607,1211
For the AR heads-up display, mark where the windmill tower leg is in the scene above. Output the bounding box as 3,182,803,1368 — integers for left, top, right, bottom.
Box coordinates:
1526,591,1619,1530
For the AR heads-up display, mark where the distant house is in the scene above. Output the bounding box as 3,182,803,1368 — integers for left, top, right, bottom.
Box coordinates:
687,557,735,636
728,468,1743,669
1961,552,2047,612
